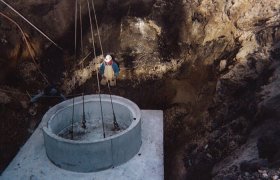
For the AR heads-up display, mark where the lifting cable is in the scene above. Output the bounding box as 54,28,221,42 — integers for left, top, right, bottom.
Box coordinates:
0,12,49,85
74,0,78,57
0,0,62,50
107,83,120,130
87,0,105,138
71,90,75,140
79,0,84,55
91,0,103,56
82,92,86,129
70,0,79,140
91,0,120,129
79,0,86,129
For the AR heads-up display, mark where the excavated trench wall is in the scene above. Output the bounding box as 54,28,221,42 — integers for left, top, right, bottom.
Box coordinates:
1,0,280,179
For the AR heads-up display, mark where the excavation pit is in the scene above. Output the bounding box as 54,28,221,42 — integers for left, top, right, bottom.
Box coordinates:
42,94,142,172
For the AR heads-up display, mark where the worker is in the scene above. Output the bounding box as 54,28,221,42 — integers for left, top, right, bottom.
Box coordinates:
99,54,120,86
30,84,66,103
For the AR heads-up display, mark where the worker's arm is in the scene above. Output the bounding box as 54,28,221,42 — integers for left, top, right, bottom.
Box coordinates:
112,63,120,76
99,63,105,76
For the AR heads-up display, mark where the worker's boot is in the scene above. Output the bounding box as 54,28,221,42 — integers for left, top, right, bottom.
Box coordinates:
110,78,116,86
100,78,107,86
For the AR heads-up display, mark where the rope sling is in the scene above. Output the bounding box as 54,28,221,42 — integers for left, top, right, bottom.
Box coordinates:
0,0,62,50
86,0,106,138
70,0,121,138
87,0,120,133
1,0,120,137
70,0,79,140
70,0,91,138
79,0,87,130
90,0,120,130
0,12,50,85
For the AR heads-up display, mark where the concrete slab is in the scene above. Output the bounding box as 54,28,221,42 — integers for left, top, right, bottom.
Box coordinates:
1,110,164,180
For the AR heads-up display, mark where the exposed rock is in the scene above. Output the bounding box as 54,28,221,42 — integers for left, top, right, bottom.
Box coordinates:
219,60,227,72
216,49,270,99
212,120,280,179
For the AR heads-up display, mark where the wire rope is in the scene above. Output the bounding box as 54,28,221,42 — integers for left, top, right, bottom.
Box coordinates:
87,0,105,138
91,0,103,56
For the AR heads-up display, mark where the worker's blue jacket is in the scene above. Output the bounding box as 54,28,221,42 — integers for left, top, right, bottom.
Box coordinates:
99,61,120,76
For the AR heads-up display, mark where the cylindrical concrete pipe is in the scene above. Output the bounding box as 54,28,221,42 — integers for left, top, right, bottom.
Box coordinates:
42,94,141,172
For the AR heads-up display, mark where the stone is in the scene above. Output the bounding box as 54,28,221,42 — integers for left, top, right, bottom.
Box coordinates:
219,60,227,71
262,173,269,178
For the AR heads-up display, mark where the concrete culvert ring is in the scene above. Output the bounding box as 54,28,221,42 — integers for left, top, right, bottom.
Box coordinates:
42,94,142,172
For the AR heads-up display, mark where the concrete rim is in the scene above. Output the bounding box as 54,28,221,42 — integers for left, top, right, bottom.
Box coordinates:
42,94,141,144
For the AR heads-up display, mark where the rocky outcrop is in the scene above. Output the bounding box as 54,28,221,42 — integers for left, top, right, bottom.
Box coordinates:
210,120,280,180
169,0,280,179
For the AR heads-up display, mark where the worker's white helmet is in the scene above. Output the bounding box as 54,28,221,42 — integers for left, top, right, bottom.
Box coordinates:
105,55,112,62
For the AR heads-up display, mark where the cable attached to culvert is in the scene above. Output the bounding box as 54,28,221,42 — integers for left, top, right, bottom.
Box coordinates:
107,83,120,130
91,0,120,131
79,0,87,130
70,0,79,140
87,0,105,138
82,92,86,129
71,93,75,140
